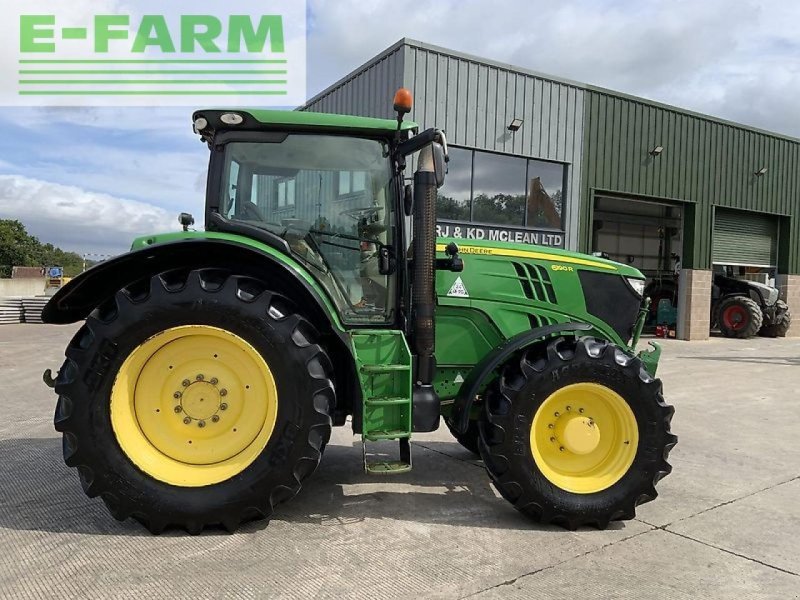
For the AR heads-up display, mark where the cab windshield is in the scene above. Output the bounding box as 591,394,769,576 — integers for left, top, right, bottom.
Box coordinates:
219,134,395,323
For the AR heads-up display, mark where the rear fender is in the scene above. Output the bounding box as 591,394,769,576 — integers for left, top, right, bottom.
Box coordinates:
42,237,359,424
42,237,342,329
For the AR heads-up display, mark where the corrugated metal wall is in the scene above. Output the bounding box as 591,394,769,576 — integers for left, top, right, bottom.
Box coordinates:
581,90,800,273
303,44,406,120
401,42,584,248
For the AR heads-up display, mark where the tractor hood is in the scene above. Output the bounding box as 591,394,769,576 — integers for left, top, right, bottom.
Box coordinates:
746,280,779,306
434,238,646,347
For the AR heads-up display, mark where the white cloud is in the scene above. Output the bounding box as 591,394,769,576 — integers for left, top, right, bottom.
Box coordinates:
0,174,176,256
0,138,208,214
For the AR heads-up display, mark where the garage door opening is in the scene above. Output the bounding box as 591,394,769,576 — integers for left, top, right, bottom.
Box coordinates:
712,207,778,286
592,195,683,334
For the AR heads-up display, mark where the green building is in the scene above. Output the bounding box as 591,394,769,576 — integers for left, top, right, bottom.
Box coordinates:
303,39,799,339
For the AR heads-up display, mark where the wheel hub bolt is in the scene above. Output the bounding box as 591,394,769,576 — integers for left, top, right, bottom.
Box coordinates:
198,420,206,428
174,406,182,413
210,377,218,385
559,446,565,452
196,374,204,381
578,408,585,414
183,417,191,425
566,405,571,411
219,389,228,397
547,423,554,429
182,379,190,387
550,437,556,442
173,392,181,399
220,402,228,411
554,411,560,417
211,415,220,423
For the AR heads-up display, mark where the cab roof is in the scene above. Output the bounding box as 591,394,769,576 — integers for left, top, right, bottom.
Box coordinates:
193,108,418,139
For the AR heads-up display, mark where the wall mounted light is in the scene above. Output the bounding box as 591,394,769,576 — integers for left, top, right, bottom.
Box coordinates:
508,118,524,132
649,145,664,156
754,167,768,176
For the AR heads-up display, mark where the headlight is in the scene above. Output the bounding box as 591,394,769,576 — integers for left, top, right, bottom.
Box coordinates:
626,277,646,298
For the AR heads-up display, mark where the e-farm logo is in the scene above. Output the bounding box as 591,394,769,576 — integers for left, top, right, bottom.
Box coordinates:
5,1,306,107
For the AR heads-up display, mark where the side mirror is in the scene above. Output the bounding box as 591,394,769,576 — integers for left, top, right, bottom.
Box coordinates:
431,142,447,188
403,184,413,216
378,245,396,275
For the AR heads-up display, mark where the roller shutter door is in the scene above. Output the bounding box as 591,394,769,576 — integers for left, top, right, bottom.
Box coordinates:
713,208,777,267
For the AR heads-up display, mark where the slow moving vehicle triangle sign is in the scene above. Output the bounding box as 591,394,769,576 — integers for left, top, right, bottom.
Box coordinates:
447,276,469,298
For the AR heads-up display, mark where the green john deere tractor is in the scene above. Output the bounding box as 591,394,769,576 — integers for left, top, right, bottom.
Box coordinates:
43,89,676,534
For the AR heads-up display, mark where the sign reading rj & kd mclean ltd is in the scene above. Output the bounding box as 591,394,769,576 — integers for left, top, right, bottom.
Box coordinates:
436,222,565,248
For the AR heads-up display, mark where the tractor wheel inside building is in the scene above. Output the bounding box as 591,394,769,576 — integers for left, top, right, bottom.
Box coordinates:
445,417,480,456
53,268,335,534
479,336,676,530
759,302,792,338
717,296,763,339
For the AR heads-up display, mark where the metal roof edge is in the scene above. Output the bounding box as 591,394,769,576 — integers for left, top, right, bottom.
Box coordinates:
400,38,587,91
300,38,408,110
584,83,800,145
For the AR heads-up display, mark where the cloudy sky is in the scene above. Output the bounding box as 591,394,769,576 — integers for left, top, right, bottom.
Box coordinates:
1,0,799,255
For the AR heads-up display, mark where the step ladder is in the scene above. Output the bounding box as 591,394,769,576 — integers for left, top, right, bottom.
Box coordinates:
350,330,413,474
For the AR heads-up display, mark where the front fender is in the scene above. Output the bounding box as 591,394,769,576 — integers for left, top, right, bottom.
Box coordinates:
42,235,343,332
449,322,593,434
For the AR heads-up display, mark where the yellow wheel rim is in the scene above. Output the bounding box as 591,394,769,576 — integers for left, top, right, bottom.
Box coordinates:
110,325,278,487
530,383,638,494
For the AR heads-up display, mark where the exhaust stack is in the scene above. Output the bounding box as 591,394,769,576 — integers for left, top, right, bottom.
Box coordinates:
410,143,440,431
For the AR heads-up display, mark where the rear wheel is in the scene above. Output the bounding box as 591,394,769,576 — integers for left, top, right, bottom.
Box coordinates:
445,417,480,456
717,296,762,338
479,336,676,529
53,268,335,533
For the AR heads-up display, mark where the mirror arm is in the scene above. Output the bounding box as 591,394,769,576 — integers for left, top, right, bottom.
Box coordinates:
395,128,443,157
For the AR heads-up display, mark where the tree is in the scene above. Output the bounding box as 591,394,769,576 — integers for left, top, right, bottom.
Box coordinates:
436,193,470,220
0,219,85,278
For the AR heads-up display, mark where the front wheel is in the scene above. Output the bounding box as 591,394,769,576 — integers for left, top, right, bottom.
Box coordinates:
53,268,335,534
759,302,792,337
479,336,676,530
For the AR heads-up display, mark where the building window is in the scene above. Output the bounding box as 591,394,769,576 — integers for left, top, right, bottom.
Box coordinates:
472,151,527,226
436,147,472,220
526,158,564,229
277,178,295,207
436,147,566,230
339,171,367,196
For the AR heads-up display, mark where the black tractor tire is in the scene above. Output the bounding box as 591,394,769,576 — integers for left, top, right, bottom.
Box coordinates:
759,302,792,338
445,417,481,456
717,296,763,339
53,268,335,534
479,336,676,530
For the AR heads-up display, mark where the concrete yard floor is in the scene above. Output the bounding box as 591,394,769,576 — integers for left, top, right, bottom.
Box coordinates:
0,324,798,599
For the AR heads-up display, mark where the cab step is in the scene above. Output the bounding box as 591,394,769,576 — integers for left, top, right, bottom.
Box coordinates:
350,330,413,475
362,437,411,475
